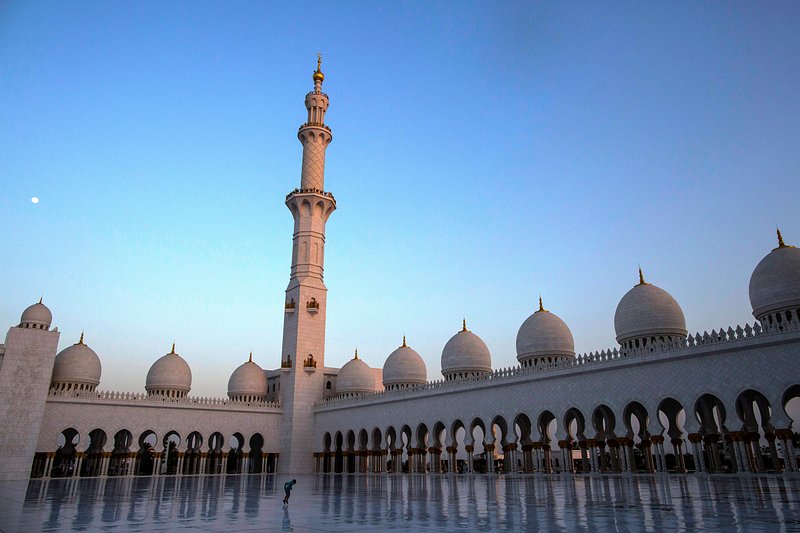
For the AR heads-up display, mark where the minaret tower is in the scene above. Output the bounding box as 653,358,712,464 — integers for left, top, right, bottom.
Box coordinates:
278,55,336,473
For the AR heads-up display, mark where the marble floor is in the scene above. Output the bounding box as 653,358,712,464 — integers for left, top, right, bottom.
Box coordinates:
1,473,799,532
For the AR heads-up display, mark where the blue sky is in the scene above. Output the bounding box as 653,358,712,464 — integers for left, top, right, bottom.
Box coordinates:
2,1,799,396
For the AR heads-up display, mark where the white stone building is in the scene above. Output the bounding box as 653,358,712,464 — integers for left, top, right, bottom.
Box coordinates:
0,59,798,481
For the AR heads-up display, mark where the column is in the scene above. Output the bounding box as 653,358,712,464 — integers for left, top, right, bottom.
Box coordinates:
542,445,553,474
465,445,474,473
672,438,687,473
766,433,782,473
748,432,764,472
447,446,457,474
688,434,704,472
521,444,533,473
777,429,797,472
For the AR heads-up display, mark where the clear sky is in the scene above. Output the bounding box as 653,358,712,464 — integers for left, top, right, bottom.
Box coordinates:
2,1,799,397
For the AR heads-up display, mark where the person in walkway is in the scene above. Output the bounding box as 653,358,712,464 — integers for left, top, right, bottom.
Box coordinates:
283,479,297,504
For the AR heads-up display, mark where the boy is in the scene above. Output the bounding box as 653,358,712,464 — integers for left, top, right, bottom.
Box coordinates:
283,479,297,504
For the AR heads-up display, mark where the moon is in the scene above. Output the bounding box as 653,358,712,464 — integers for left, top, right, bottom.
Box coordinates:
31,197,39,204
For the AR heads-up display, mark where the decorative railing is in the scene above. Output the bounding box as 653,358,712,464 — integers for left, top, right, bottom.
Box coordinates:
47,389,281,409
303,355,317,368
285,188,336,201
281,358,293,368
316,317,800,408
298,122,332,133
285,300,296,310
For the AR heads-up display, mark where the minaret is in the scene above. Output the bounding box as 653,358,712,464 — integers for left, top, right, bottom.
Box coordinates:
278,55,336,473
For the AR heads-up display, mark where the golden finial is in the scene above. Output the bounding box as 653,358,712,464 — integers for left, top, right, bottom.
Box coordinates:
354,347,359,360
402,335,407,348
170,342,176,355
538,295,547,312
313,53,324,83
462,318,468,332
638,266,646,285
248,351,253,363
777,227,786,248
38,296,43,304
76,331,85,345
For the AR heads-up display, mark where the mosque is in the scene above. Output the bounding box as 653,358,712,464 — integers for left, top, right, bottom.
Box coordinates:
0,59,798,481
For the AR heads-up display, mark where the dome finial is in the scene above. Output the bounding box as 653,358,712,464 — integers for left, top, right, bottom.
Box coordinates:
777,227,786,248
170,342,176,355
76,331,85,345
402,335,407,348
248,351,253,363
538,294,545,312
462,318,468,332
354,347,359,360
638,265,646,285
313,53,324,84
39,296,42,304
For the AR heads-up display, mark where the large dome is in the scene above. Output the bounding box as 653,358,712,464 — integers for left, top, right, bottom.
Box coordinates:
228,353,268,400
336,351,375,396
441,320,492,379
614,270,687,345
382,337,427,389
145,343,192,397
20,299,52,329
749,230,800,320
516,298,575,364
51,333,101,389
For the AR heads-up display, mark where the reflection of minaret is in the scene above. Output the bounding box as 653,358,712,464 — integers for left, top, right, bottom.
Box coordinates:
278,55,336,473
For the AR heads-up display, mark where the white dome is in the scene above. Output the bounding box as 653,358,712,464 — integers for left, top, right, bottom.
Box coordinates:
614,272,687,344
749,232,800,320
336,353,375,395
228,355,268,399
145,344,192,395
516,300,575,362
51,334,101,387
383,338,427,388
20,300,52,329
441,321,492,377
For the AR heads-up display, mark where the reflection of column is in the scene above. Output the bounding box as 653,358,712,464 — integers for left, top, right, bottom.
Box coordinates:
542,445,553,474
578,441,589,473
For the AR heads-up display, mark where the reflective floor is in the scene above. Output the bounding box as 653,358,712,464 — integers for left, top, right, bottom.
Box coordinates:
1,473,799,532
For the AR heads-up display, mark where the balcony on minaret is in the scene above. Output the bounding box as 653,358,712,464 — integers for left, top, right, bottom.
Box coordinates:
306,298,320,314
285,299,296,313
281,356,293,372
303,354,317,373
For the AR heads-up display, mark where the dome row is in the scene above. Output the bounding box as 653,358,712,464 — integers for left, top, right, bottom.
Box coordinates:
26,229,800,397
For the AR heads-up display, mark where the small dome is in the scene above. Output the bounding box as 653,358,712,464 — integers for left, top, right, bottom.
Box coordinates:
20,299,52,329
516,298,575,363
749,230,800,320
51,333,101,388
228,354,268,399
441,320,492,379
383,337,427,388
336,351,375,395
614,269,687,345
145,343,192,396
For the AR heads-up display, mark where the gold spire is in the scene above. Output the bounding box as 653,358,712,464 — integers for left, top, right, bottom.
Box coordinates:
248,351,253,363
638,266,646,285
462,318,468,332
538,295,548,313
354,347,359,360
402,335,407,348
169,342,176,355
38,296,42,304
313,53,324,83
777,227,786,248
75,331,84,345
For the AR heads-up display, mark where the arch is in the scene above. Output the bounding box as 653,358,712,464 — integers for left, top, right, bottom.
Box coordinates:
537,411,556,444
183,431,203,475
206,432,225,474
514,413,533,446
333,431,344,473
52,428,79,478
735,389,772,433
81,428,107,477
370,427,383,451
108,429,133,476
249,433,265,474
160,431,181,475
782,384,800,424
431,422,446,448
657,397,686,440
591,404,617,440
226,432,244,474
623,401,650,442
694,394,727,435
469,418,487,473
358,428,369,451
323,432,332,452
415,423,429,449
564,408,587,441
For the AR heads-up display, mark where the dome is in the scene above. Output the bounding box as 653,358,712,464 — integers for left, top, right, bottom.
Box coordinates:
20,299,52,329
336,351,375,396
383,337,427,389
145,343,192,396
441,320,492,379
516,298,575,363
614,269,687,345
749,230,800,320
228,354,268,400
51,333,101,389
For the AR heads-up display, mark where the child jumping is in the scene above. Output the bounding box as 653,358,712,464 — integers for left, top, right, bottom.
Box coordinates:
283,479,297,504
